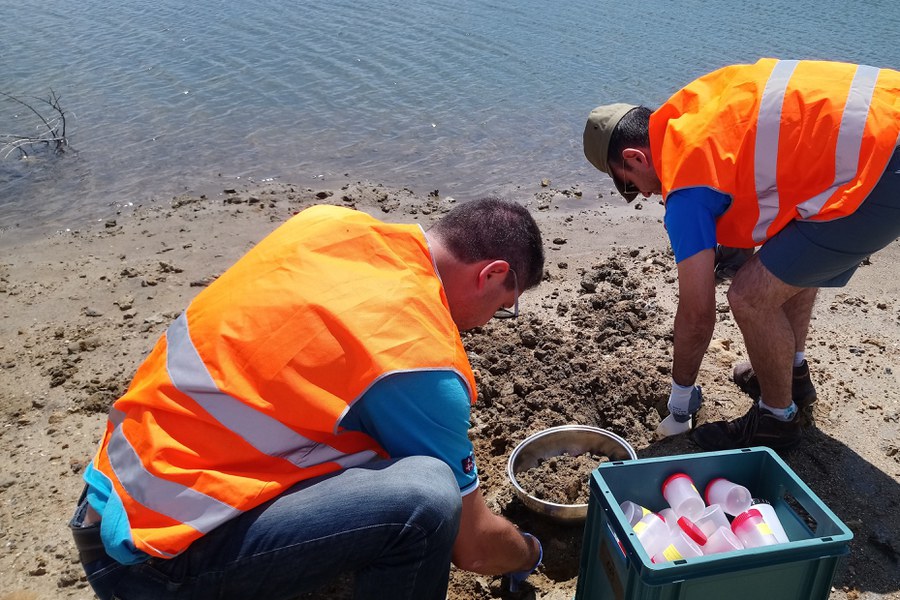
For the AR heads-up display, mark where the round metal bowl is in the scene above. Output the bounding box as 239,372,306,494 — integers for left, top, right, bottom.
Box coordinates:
507,425,637,523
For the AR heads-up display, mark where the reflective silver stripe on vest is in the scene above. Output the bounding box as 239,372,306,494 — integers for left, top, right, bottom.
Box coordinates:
106,423,241,540
165,312,378,469
796,64,880,218
105,312,379,537
753,59,798,243
754,62,881,240
109,407,126,427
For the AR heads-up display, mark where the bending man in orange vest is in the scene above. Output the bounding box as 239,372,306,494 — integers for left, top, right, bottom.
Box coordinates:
583,59,900,451
70,198,545,599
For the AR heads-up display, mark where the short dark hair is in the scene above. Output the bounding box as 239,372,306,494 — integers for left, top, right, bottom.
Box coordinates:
607,106,653,168
429,197,545,290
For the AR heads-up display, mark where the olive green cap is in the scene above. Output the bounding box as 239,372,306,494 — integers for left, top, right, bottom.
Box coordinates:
583,103,638,201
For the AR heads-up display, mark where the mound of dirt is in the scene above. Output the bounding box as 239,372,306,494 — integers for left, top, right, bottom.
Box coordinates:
449,251,676,599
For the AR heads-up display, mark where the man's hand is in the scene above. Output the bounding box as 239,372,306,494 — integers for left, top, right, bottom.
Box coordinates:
453,489,542,575
657,382,703,437
506,532,542,592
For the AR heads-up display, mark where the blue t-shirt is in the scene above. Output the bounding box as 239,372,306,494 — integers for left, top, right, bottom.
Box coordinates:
84,369,476,565
663,187,732,263
341,370,477,494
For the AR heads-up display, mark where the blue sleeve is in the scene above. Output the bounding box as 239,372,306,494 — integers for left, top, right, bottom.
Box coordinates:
83,463,151,565
663,188,731,263
341,371,479,495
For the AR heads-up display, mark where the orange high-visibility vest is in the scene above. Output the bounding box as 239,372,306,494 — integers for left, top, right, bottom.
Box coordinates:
90,205,478,559
650,59,900,247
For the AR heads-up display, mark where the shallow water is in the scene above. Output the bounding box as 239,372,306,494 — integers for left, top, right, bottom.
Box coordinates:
2,0,898,238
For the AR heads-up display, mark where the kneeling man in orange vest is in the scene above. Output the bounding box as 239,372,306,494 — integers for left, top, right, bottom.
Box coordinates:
70,197,545,600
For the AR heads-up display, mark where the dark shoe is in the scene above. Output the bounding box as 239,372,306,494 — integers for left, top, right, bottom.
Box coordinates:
692,404,802,452
732,360,818,409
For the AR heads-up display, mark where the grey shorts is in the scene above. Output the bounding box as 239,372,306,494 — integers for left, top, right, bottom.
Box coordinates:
759,146,900,287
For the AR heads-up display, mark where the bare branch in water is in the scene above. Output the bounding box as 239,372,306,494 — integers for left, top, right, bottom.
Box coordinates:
0,90,70,159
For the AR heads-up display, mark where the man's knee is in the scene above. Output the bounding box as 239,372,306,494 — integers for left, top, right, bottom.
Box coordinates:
726,270,757,317
396,456,462,528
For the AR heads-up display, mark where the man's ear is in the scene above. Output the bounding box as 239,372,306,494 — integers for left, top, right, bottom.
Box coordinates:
477,260,511,289
622,147,649,166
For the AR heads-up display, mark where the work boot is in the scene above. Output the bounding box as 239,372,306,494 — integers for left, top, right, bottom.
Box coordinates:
732,360,817,424
692,404,802,452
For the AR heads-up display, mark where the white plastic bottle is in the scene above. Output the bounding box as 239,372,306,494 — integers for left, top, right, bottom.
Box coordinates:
704,477,752,516
749,498,790,544
731,508,778,548
702,525,745,555
632,512,671,557
619,500,651,527
652,517,705,563
661,473,705,520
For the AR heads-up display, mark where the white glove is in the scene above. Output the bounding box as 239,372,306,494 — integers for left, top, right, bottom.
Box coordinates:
657,413,693,436
656,381,702,438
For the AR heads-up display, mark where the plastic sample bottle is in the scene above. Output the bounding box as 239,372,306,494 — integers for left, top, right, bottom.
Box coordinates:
702,525,745,555
651,517,706,563
694,503,731,538
632,512,671,557
749,498,790,544
619,500,651,527
705,477,752,516
662,473,705,520
731,508,779,548
659,508,680,533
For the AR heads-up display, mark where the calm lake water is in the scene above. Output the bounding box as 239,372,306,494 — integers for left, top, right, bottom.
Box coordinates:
2,0,899,239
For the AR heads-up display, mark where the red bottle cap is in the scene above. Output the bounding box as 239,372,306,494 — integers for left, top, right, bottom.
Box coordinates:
677,517,708,545
662,472,693,494
730,508,763,532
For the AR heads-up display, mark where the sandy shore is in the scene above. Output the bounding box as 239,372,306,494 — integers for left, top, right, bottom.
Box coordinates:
1,178,898,600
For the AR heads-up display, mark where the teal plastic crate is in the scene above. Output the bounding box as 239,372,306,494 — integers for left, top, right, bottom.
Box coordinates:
575,447,852,600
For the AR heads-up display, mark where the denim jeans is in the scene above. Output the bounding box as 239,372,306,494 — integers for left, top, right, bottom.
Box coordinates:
73,456,462,600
